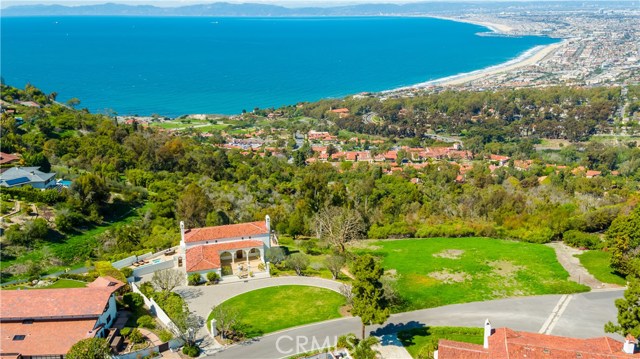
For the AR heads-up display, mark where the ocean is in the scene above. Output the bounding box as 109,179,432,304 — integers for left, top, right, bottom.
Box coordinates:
1,16,557,117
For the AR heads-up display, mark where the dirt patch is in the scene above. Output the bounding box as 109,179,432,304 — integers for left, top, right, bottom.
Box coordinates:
433,249,465,259
489,260,524,277
428,270,471,284
386,269,398,277
339,304,353,317
407,273,440,286
347,240,382,251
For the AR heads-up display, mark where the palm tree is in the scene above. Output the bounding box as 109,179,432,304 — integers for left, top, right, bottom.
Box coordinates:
351,336,379,359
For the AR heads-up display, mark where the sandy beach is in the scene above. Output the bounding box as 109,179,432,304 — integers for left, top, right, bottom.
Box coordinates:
438,41,564,86
424,15,515,34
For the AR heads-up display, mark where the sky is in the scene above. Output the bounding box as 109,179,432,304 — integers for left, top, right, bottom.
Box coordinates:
2,0,602,8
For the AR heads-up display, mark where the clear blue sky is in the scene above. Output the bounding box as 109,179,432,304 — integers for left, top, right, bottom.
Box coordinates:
2,0,598,7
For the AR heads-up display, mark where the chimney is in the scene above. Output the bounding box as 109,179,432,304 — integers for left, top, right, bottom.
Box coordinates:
265,215,271,233
624,335,636,354
179,221,185,249
483,319,492,349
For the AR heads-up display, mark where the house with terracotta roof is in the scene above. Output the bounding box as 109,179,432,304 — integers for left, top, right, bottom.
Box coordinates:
0,152,20,166
180,216,272,282
0,276,124,358
435,320,640,359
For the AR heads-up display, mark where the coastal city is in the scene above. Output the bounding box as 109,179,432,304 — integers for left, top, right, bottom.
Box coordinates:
1,1,640,359
388,3,640,92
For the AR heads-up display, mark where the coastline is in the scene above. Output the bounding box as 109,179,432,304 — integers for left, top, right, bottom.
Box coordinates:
384,15,563,91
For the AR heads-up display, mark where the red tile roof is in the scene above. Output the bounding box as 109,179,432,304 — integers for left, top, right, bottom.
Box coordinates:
183,221,268,243
0,152,19,165
438,327,639,359
185,240,264,272
1,319,97,357
0,277,123,320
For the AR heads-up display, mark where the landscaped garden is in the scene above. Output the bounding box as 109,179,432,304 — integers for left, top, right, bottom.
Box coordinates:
576,250,626,285
353,237,590,311
397,326,484,359
208,285,346,338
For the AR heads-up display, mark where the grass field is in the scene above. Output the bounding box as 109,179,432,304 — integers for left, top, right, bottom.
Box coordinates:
207,285,345,337
356,238,589,311
576,250,626,286
398,326,483,358
4,278,87,290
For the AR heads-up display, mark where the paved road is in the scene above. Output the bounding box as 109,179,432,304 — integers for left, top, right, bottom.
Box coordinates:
205,289,624,359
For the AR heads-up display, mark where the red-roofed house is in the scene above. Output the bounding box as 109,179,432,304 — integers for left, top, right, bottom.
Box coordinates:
0,152,20,166
0,276,124,358
435,320,640,359
180,216,272,282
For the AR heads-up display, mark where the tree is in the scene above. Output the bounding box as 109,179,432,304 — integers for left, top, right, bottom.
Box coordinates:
211,305,240,341
351,336,380,359
266,247,286,265
71,173,109,210
176,183,211,228
66,337,110,359
66,97,81,108
173,310,203,348
351,254,389,339
607,206,640,277
152,269,184,298
605,276,640,337
285,253,309,276
314,206,365,253
325,254,346,280
123,292,144,309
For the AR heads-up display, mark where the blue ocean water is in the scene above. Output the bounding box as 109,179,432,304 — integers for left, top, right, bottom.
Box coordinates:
1,17,557,116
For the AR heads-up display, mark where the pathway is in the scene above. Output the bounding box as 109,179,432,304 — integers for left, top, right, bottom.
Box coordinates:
546,242,619,289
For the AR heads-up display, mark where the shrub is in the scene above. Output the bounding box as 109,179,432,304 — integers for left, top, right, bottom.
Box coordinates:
157,329,173,343
123,292,144,309
137,315,156,329
337,333,358,349
188,273,202,286
59,273,90,282
221,266,232,276
120,267,134,279
120,327,132,337
368,222,416,239
182,345,200,357
206,271,220,283
416,221,495,238
129,328,145,344
563,230,602,249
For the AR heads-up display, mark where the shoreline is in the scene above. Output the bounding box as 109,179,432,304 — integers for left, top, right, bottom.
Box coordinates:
382,15,563,92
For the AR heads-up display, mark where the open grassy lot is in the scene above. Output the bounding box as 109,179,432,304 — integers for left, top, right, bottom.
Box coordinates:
4,278,87,290
207,285,345,337
355,238,589,311
398,326,483,359
576,250,626,286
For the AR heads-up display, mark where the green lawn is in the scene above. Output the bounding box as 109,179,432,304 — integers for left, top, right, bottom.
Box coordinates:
576,250,626,286
356,238,589,311
4,278,87,290
398,326,483,358
207,285,345,337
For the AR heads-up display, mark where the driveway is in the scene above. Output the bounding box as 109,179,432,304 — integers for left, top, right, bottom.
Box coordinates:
205,289,624,359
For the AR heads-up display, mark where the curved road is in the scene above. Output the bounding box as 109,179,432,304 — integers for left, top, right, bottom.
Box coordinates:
205,288,624,359
176,277,624,359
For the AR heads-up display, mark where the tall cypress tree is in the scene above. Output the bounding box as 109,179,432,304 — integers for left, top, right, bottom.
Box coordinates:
351,254,390,339
606,276,640,337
